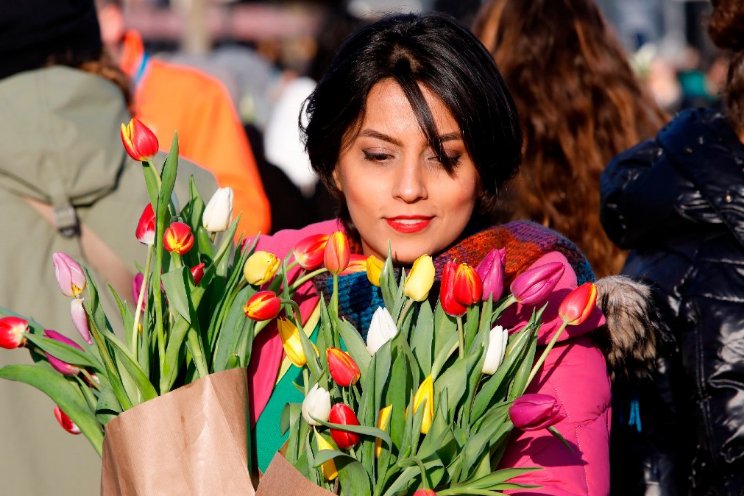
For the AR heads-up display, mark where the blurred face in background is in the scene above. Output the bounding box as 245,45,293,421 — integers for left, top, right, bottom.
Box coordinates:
333,79,479,264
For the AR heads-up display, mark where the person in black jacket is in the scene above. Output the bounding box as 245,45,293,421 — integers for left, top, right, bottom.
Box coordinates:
600,1,744,494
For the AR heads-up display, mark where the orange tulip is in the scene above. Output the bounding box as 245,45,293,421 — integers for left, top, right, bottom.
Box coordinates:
120,118,159,161
324,231,350,275
340,254,368,275
243,291,281,321
163,221,194,255
558,282,598,326
292,233,329,270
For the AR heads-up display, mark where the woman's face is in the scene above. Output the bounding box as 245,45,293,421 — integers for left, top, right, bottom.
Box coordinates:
333,79,480,264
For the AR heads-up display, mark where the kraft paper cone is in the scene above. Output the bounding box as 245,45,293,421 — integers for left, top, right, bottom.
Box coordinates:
257,454,335,496
101,368,256,496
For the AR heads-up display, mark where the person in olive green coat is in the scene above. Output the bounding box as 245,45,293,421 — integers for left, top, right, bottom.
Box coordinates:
0,1,217,494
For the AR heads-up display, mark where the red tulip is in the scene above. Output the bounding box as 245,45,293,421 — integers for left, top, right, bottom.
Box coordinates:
53,406,81,435
120,117,159,161
558,282,598,326
510,262,565,306
453,263,482,306
413,490,437,496
328,403,361,449
327,348,361,387
0,316,28,349
440,261,467,317
509,393,566,431
292,233,330,270
135,203,156,245
476,247,506,301
243,290,281,321
163,221,194,255
324,231,350,275
190,263,205,285
44,330,83,376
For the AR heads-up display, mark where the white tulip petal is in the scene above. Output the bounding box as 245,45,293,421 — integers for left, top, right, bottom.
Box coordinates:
366,307,398,354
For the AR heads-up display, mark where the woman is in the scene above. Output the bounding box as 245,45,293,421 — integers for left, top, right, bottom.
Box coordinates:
250,13,611,494
600,0,744,493
472,0,666,277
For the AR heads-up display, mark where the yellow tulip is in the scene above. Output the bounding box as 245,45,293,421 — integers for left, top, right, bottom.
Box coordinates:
375,405,393,457
243,251,280,285
277,318,306,367
314,431,339,481
412,376,434,434
404,255,435,301
366,255,385,287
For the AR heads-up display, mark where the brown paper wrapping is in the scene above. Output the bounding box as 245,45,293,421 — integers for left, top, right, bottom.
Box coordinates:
257,454,335,496
101,368,256,496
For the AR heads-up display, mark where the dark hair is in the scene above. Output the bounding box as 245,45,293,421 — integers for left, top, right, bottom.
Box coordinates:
302,13,522,236
708,0,744,134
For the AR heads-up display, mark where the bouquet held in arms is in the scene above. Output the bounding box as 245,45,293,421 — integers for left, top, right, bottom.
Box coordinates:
0,118,601,495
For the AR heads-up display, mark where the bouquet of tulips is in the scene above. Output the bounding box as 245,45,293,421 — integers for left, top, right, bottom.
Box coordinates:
245,233,599,495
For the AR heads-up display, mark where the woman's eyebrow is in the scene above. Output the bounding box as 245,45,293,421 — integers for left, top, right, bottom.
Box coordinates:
359,129,462,145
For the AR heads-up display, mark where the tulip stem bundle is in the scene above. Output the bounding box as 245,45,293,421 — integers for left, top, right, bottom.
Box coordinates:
131,245,153,351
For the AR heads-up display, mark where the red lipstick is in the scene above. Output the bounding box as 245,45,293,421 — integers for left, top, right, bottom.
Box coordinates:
385,216,432,233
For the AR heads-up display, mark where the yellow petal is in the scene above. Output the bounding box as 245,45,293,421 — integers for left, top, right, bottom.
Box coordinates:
404,255,435,301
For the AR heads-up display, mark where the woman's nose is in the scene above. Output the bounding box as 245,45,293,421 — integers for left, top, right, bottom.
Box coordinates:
392,158,427,203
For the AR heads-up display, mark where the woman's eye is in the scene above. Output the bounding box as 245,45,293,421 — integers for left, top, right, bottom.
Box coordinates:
363,151,392,162
427,153,462,165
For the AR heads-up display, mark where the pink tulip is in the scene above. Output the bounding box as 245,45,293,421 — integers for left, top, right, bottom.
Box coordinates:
53,406,81,435
413,490,437,496
476,248,506,301
509,262,565,306
44,330,82,376
132,273,147,311
509,393,566,431
52,252,86,298
70,299,92,344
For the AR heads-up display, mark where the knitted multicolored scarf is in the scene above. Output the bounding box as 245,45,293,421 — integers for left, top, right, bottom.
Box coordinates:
314,220,594,337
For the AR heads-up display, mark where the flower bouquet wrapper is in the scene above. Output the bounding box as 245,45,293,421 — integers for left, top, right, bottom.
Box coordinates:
256,454,334,496
101,368,256,496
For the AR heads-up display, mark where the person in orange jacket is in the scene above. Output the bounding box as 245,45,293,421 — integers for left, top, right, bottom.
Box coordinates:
97,0,271,237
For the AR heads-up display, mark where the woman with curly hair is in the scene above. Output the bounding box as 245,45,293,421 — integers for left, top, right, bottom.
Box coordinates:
472,0,666,277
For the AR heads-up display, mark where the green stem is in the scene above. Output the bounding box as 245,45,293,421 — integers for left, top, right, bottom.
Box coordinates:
289,267,328,291
303,367,310,395
131,245,153,352
526,320,569,386
88,316,133,411
457,316,465,358
186,327,209,378
331,274,339,318
396,298,414,328
143,159,162,188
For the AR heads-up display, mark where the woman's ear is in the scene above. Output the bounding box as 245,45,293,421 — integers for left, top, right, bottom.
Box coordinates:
332,167,343,192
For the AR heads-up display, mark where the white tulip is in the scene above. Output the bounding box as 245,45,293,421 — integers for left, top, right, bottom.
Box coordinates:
202,187,233,232
482,325,508,375
302,384,331,426
366,307,398,354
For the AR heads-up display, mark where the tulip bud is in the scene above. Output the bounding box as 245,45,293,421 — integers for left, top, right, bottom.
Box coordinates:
412,375,434,434
413,490,437,496
277,317,306,367
340,254,367,275
510,262,565,306
243,291,281,321
132,272,147,311
243,251,280,285
0,316,28,349
366,307,398,354
314,431,339,481
324,231,350,275
44,330,82,376
163,221,195,255
190,263,205,285
404,255,435,301
476,248,506,301
302,383,331,426
70,299,92,345
453,263,482,306
440,261,467,317
327,348,361,387
509,393,566,431
53,406,81,435
52,252,86,298
292,233,329,270
366,255,384,287
120,118,159,162
328,403,361,449
202,187,234,233
375,405,392,457
482,325,508,375
558,282,598,326
135,203,156,245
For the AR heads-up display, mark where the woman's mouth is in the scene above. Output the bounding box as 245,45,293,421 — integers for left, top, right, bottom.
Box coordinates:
385,216,433,233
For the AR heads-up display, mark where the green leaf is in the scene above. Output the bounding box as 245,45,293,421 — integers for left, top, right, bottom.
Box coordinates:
313,419,392,449
0,363,103,455
338,319,372,375
212,286,253,371
411,300,434,374
162,267,192,323
24,334,103,372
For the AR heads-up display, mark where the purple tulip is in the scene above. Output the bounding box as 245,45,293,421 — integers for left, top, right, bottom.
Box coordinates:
509,262,564,306
509,393,566,430
52,252,86,298
43,330,83,376
70,299,92,344
476,248,506,301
